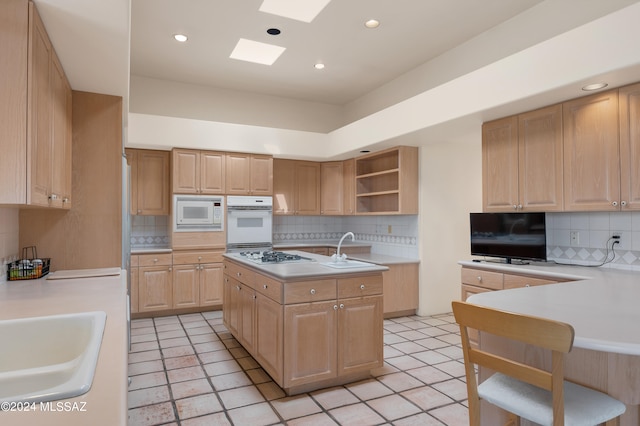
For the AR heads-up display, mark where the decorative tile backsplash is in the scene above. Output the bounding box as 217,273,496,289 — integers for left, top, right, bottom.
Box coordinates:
546,211,640,270
131,215,170,249
273,215,419,258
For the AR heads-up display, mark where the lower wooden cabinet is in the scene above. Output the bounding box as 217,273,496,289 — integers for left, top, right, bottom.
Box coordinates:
223,258,383,395
139,265,173,313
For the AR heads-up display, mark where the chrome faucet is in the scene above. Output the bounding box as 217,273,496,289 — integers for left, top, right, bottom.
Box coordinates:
333,232,355,262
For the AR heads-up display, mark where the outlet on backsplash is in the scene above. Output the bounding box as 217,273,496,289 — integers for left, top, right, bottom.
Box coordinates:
570,231,580,246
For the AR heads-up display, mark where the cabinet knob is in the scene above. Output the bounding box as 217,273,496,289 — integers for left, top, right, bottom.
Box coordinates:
252,295,257,300
525,284,531,288
517,204,522,210
360,284,365,290
62,197,69,203
198,256,202,260
339,303,345,309
621,200,627,207
137,209,142,214
153,258,158,263
168,267,172,272
235,285,240,291
612,201,618,207
512,205,518,210
263,284,268,289
477,276,482,282
49,194,58,201
333,305,338,310
237,272,242,277
310,289,316,295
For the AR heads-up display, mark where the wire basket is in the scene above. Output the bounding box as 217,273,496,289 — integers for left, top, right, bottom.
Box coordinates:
7,246,50,281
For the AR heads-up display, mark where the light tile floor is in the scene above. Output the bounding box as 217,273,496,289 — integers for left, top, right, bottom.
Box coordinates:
128,311,469,426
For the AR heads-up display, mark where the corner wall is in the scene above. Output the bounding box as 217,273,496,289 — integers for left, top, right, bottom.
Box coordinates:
418,135,482,315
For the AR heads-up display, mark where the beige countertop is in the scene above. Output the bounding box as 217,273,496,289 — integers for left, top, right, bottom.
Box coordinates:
347,253,419,265
131,248,172,254
459,260,640,355
273,241,372,249
224,250,388,281
0,271,128,425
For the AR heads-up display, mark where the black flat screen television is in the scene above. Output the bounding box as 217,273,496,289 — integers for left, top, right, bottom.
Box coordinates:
470,212,547,263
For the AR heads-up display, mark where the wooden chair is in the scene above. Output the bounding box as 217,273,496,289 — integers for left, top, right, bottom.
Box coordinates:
451,301,626,426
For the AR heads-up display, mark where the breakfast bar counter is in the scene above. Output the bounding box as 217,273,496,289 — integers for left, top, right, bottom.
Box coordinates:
459,261,640,425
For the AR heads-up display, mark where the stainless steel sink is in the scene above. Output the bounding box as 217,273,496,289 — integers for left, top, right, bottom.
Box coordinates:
321,260,374,269
0,311,107,403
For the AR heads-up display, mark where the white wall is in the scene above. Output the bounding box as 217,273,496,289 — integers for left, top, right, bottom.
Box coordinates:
418,136,482,315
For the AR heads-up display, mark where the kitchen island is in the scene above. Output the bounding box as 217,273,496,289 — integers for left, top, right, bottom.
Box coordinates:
223,251,388,395
0,270,128,426
460,261,640,425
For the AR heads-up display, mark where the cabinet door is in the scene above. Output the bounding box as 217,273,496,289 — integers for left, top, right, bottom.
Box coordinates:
295,161,321,215
172,149,200,194
28,4,53,207
563,90,620,211
200,263,223,306
382,264,418,315
619,83,640,210
173,265,199,309
223,275,240,336
239,284,256,354
518,104,563,211
137,150,170,215
482,116,519,212
200,151,225,194
338,295,383,376
284,301,337,388
50,53,71,209
320,162,343,215
273,159,296,215
139,266,172,312
125,149,138,215
255,293,283,384
225,153,251,195
250,155,273,195
342,159,356,215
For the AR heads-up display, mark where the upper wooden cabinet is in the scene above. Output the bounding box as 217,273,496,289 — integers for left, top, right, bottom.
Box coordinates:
342,159,356,215
172,148,225,194
225,153,273,195
355,146,418,214
273,159,320,215
320,162,344,215
482,105,563,212
619,82,640,211
0,0,72,208
563,89,620,211
126,149,170,215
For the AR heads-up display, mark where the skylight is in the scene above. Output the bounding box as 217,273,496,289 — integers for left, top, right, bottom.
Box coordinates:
229,38,286,66
259,0,332,23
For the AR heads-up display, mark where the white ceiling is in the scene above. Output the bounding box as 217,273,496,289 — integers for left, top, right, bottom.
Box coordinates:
129,0,544,105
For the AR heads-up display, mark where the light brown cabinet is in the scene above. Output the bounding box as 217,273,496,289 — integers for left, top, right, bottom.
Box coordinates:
130,256,139,314
320,162,344,215
126,149,170,215
273,159,321,215
223,258,383,395
382,263,419,318
0,0,72,208
172,250,224,309
355,146,418,214
225,153,273,195
342,159,356,215
138,254,173,313
482,104,563,212
619,83,640,211
563,90,620,211
172,148,225,194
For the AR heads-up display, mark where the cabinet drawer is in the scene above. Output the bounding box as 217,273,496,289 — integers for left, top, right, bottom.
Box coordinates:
130,255,139,268
461,267,503,290
503,274,562,289
284,279,336,304
338,275,383,298
255,274,283,303
173,250,224,265
224,261,255,287
138,253,172,267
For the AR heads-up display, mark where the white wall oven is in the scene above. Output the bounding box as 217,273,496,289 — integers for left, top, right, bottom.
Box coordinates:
226,196,273,252
173,195,224,232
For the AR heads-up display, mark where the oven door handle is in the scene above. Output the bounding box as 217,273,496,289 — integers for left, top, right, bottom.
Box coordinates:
228,209,272,218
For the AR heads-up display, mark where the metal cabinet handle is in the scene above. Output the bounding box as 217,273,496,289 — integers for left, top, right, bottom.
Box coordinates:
310,289,316,295
360,284,365,290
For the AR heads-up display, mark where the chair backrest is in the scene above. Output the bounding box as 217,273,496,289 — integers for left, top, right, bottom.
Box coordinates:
451,301,575,426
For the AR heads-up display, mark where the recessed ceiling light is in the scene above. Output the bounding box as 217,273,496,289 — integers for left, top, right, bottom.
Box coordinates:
230,38,286,66
267,28,281,35
173,34,188,42
259,0,331,23
364,19,380,29
582,82,608,91
360,150,370,153
314,63,325,70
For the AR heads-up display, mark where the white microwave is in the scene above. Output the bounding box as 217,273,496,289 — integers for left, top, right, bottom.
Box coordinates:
174,195,224,232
